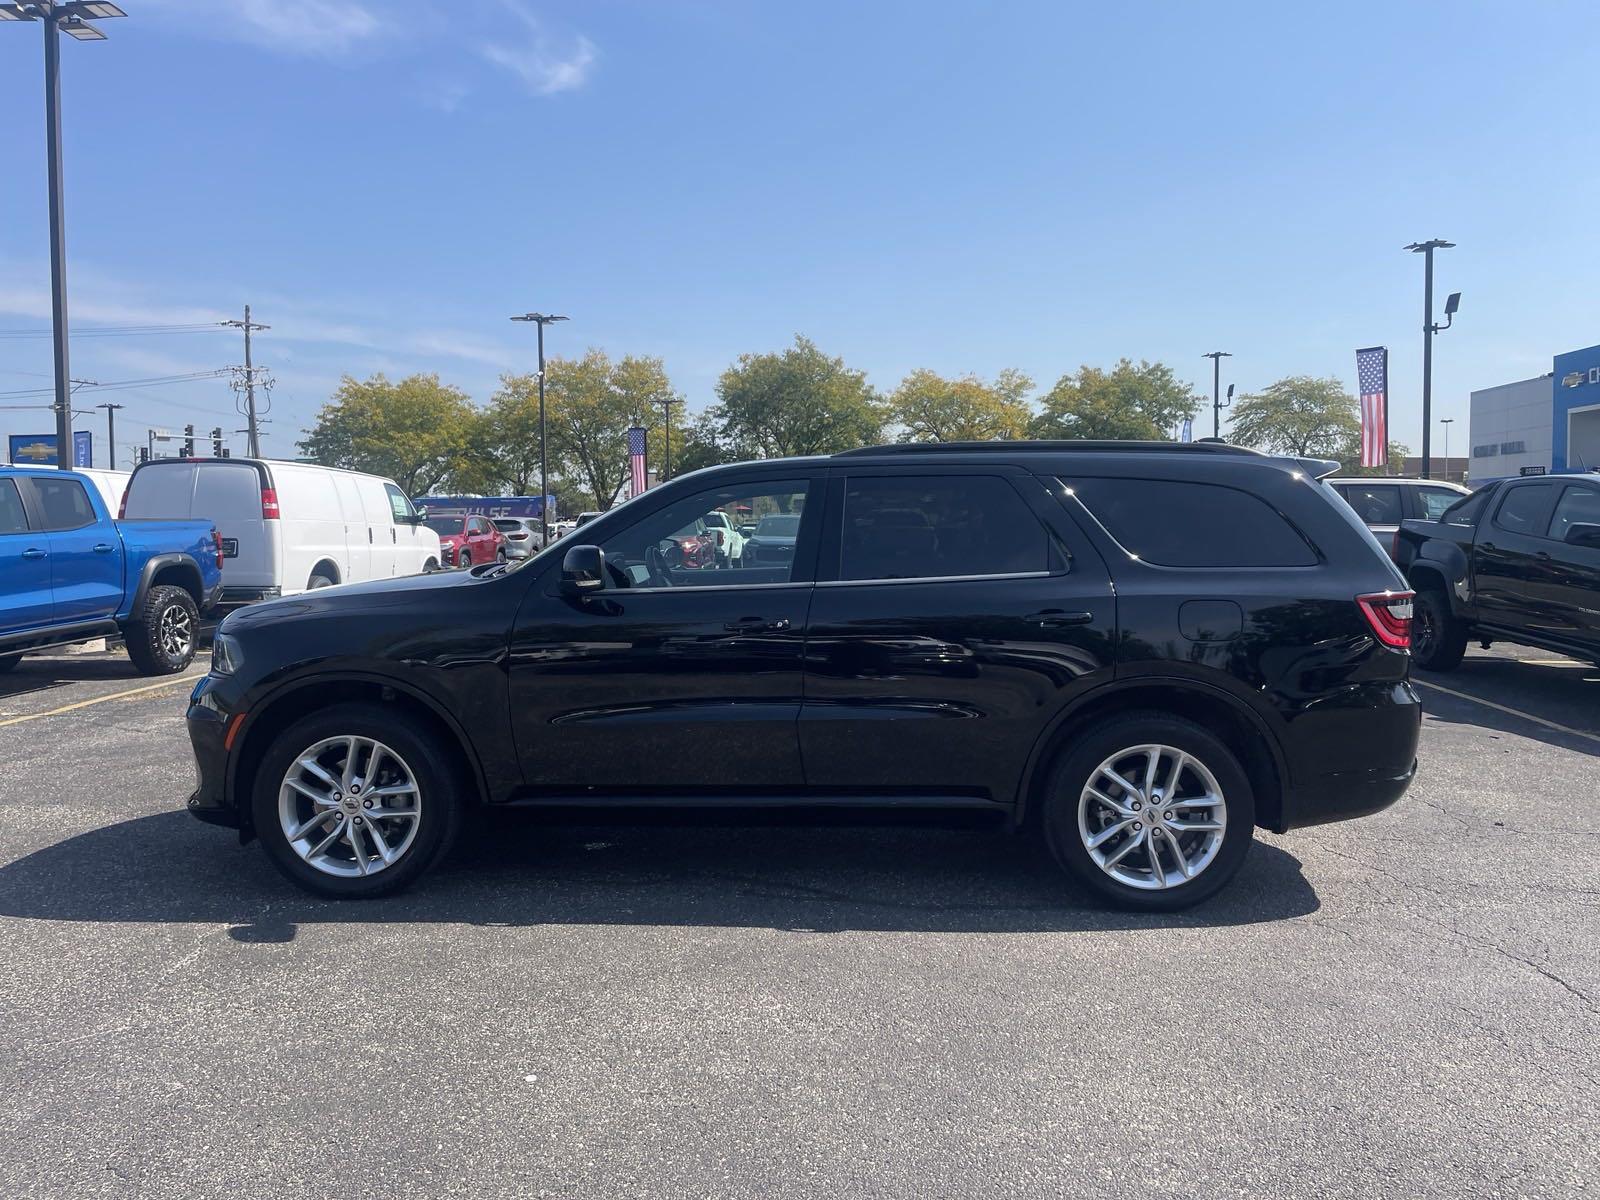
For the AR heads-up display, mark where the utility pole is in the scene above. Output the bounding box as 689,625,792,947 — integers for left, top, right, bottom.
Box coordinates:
224,305,270,456
1203,351,1232,439
653,397,684,480
510,312,569,546
1,2,127,466
96,400,122,469
1404,239,1459,480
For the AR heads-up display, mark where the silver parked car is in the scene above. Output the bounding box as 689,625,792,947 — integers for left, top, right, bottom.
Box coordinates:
492,517,545,559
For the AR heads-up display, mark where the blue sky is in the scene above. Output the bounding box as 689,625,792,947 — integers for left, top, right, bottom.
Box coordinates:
2,1,1598,466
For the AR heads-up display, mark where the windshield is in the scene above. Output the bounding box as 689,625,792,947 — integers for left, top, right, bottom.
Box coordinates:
424,516,466,535
755,515,800,537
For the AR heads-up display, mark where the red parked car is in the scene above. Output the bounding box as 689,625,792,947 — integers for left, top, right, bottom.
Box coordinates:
663,518,717,569
423,514,505,568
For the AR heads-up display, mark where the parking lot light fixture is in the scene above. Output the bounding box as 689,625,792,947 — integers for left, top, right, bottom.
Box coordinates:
510,312,569,546
1405,239,1458,480
2,0,128,465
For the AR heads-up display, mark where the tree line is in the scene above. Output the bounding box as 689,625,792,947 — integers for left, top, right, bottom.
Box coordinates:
299,334,1406,510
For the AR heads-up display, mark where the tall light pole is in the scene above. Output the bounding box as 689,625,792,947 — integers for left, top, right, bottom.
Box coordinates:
510,312,568,546
96,400,122,469
1203,351,1232,438
0,2,127,467
654,396,683,480
1440,417,1454,482
1404,239,1460,480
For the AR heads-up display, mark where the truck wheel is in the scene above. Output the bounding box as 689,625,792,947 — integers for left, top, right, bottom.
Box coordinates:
308,572,336,590
1040,712,1255,912
251,702,462,898
0,653,22,674
124,584,200,675
1412,588,1467,672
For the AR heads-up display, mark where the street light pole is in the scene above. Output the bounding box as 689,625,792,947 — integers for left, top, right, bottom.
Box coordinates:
2,2,128,467
654,396,683,481
1203,351,1232,439
1405,239,1457,480
96,400,122,469
1441,417,1454,482
510,312,569,546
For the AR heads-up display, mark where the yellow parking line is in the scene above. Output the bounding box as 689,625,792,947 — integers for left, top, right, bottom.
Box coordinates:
1415,679,1600,747
0,671,206,729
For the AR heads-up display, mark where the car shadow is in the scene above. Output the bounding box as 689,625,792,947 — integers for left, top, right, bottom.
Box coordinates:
1415,654,1600,757
0,808,1320,939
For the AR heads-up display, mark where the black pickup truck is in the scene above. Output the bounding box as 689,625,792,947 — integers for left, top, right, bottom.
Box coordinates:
1392,472,1600,670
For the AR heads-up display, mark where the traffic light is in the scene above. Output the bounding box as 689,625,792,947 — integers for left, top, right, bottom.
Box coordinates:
211,427,224,456
182,424,195,458
137,446,149,464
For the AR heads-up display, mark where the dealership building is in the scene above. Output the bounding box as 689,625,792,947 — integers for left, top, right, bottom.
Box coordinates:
1470,343,1600,479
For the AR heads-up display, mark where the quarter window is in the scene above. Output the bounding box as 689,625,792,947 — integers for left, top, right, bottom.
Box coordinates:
1070,477,1317,567
28,477,97,531
0,479,28,534
1439,490,1487,527
840,475,1053,581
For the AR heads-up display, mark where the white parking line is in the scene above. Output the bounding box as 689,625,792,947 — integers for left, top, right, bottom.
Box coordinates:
0,671,206,729
1415,678,1600,747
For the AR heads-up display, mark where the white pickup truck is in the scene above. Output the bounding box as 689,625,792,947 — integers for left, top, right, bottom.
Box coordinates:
699,510,745,565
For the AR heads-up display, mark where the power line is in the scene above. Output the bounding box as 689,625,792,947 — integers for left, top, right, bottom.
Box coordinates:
0,321,231,339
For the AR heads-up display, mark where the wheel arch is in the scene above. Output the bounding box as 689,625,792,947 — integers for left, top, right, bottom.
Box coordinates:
228,672,490,832
1016,679,1289,833
308,560,341,586
131,554,203,614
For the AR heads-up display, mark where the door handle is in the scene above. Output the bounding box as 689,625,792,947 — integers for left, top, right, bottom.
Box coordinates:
724,616,791,633
22,547,47,559
93,543,114,554
1028,609,1094,628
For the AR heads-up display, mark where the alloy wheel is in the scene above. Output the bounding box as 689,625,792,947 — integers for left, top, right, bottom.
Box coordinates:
1076,743,1227,890
159,603,193,659
278,736,422,878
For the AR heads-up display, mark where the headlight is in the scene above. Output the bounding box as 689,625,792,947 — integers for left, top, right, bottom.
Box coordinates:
211,632,243,675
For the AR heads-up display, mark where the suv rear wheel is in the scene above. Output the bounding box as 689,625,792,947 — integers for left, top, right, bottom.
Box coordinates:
251,702,462,898
1041,713,1255,911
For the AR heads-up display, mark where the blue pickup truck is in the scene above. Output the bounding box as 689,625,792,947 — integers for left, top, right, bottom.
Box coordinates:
0,467,224,676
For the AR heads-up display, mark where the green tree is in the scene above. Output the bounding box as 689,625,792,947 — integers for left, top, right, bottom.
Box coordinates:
1030,359,1199,440
711,335,882,458
1228,376,1359,458
1338,440,1411,477
299,373,478,496
546,350,680,511
885,368,1034,442
474,375,547,496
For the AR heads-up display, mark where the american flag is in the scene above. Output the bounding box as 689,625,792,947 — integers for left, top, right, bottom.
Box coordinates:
1356,346,1388,469
627,425,648,495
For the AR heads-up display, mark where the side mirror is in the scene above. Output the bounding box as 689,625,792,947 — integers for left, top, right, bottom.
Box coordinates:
561,545,606,595
1564,523,1600,550
413,505,428,522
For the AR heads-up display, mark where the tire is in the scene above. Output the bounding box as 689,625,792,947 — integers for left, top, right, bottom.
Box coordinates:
250,702,463,899
1411,587,1467,672
1040,712,1256,912
458,551,472,570
0,653,22,674
495,548,507,563
423,558,440,574
308,572,336,590
123,584,200,676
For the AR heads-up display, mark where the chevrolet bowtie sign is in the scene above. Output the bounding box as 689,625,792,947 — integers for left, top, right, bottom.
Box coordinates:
6,430,93,467
1562,368,1600,388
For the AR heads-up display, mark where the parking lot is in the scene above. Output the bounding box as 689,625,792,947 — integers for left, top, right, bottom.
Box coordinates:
0,645,1595,1198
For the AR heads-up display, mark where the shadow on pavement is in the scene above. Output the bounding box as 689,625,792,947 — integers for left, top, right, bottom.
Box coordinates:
0,808,1319,938
1416,654,1600,758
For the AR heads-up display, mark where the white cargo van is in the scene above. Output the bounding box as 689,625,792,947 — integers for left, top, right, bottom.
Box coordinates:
121,458,441,606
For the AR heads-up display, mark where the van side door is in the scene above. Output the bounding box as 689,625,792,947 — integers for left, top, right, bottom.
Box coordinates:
330,472,373,582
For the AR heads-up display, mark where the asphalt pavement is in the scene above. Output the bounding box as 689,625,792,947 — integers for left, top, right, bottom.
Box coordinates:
0,645,1595,1198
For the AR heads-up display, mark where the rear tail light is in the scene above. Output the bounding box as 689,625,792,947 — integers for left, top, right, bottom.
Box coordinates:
213,529,225,570
1357,591,1414,649
260,487,280,519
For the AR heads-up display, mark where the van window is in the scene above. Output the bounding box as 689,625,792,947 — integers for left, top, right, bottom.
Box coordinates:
29,476,98,531
1069,477,1317,567
383,483,415,523
124,464,196,517
192,463,263,519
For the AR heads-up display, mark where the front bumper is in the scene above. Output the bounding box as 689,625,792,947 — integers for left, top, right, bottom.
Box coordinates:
186,675,243,829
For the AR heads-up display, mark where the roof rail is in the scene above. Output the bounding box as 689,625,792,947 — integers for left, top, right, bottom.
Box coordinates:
833,439,1262,458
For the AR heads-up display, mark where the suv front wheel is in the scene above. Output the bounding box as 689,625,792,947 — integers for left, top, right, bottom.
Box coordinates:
1042,713,1255,911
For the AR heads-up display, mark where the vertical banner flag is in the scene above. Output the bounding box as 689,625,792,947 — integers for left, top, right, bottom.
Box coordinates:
628,425,648,495
1356,346,1389,468
1179,416,1193,443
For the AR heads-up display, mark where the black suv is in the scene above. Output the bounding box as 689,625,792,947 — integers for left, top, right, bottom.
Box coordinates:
187,442,1421,910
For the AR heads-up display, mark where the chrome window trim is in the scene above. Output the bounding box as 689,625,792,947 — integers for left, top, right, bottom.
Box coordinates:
816,569,1057,588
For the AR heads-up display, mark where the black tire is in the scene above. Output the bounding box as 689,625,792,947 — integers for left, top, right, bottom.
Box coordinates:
1040,712,1256,912
495,548,507,563
458,551,472,570
123,584,200,676
250,702,463,899
423,558,440,574
1412,587,1467,672
0,653,22,674
308,572,336,590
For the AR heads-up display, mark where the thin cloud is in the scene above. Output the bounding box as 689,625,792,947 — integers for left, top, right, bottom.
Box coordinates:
480,1,597,96
141,0,385,58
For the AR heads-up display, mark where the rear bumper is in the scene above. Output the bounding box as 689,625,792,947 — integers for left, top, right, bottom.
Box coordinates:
1280,760,1417,831
1276,680,1422,831
201,579,225,615
218,584,282,608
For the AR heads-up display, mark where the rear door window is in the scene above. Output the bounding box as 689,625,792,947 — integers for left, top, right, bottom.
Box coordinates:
27,476,98,531
1547,484,1600,542
840,475,1054,581
1417,487,1465,521
0,479,28,534
1493,484,1556,537
191,464,263,520
1338,483,1403,525
123,464,196,518
1069,477,1317,567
